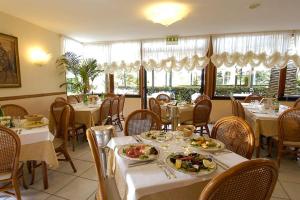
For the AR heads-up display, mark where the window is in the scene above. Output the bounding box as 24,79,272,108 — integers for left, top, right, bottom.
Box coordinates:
114,71,139,95
215,65,273,97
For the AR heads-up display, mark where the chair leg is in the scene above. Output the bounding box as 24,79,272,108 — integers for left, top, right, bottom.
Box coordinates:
21,166,28,190
30,161,36,185
26,161,32,174
205,125,210,136
256,145,260,158
277,142,282,167
12,178,21,200
63,148,77,173
42,162,48,190
267,137,273,157
71,130,76,152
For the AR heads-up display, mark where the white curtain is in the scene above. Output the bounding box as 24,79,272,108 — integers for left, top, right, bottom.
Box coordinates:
142,36,210,72
293,31,300,67
211,31,293,68
62,37,84,56
84,41,141,73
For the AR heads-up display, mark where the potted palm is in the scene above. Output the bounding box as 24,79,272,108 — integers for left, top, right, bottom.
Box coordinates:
57,52,102,94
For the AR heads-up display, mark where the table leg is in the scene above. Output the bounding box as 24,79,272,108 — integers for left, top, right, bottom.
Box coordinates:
42,161,48,190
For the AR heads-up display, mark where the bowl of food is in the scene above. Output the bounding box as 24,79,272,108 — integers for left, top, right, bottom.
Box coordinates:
24,114,44,122
176,125,195,137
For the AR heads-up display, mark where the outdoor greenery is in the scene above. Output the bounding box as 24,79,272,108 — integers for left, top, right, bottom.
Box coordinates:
57,52,102,94
215,85,269,96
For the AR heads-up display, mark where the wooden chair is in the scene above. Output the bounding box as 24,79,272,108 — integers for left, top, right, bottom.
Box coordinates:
124,109,161,136
50,103,77,172
272,108,300,166
1,104,28,119
55,97,67,102
293,98,300,108
118,94,126,121
76,94,84,102
194,94,210,104
156,93,171,103
149,97,171,130
99,98,112,125
86,128,120,200
51,101,86,151
67,95,79,104
232,100,245,119
211,116,255,159
244,94,263,103
199,159,278,200
111,97,123,131
182,99,212,135
0,125,27,200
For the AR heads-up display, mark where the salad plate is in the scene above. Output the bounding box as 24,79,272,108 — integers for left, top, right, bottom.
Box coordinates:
118,143,159,161
140,131,173,142
190,136,225,152
165,152,217,176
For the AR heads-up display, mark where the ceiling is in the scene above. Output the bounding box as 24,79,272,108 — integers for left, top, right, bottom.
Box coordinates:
0,0,299,43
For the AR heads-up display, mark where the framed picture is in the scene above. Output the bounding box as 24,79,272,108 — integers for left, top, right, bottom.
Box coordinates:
0,33,21,87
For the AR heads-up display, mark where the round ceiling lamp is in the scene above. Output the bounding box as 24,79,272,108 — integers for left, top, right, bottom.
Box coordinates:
144,2,190,26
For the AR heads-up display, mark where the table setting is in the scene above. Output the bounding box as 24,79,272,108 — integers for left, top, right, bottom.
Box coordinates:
107,130,247,200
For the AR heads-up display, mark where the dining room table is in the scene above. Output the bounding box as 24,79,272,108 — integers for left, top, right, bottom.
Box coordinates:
242,103,290,157
161,102,195,130
48,101,102,133
11,118,59,189
106,132,247,200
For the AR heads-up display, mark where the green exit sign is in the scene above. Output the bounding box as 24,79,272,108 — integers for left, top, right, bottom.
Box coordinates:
166,35,179,45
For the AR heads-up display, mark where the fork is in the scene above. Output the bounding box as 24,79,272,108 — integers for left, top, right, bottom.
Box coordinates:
156,161,171,179
157,160,177,179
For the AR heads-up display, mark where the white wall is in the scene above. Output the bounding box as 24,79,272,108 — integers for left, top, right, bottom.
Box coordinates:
0,11,66,115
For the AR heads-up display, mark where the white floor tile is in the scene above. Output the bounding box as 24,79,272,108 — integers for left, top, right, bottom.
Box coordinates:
80,165,97,181
53,159,93,176
46,195,67,200
55,177,98,200
31,171,76,194
281,181,300,200
272,181,289,199
5,188,50,200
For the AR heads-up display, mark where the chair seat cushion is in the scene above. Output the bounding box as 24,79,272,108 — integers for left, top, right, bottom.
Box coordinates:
273,136,300,147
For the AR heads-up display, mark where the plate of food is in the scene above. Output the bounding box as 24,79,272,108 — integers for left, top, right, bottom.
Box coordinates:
118,143,159,161
22,121,48,129
165,152,217,176
190,136,225,152
140,131,173,142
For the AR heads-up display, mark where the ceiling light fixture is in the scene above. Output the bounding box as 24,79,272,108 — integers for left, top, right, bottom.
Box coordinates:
144,2,190,26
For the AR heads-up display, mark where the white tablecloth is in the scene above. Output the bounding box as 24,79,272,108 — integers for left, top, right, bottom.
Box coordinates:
107,135,247,200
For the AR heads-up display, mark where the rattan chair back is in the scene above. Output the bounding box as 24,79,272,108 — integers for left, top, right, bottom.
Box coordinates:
278,108,300,142
124,109,161,136
194,95,210,104
50,102,71,142
199,159,278,200
293,98,300,108
105,93,117,98
86,129,108,200
99,98,112,125
119,95,125,115
211,116,255,159
67,95,79,104
111,97,119,117
244,94,263,103
234,100,245,119
0,125,21,178
1,104,28,119
55,97,67,102
149,98,162,120
156,94,171,103
193,99,212,125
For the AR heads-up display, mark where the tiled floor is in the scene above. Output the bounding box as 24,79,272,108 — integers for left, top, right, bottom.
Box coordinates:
1,128,300,200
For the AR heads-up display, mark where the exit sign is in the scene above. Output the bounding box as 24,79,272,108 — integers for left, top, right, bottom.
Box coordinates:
166,35,179,45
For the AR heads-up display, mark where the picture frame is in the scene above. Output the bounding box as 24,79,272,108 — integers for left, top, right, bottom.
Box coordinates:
0,33,21,87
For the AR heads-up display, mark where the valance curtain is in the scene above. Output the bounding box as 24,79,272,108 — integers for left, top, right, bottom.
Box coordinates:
142,36,210,72
211,32,293,68
62,38,84,56
84,41,141,74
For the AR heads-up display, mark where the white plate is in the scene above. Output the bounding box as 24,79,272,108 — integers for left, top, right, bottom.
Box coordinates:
140,131,173,142
165,153,217,176
190,138,225,152
117,143,159,161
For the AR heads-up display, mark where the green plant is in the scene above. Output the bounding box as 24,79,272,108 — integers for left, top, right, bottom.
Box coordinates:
57,52,102,94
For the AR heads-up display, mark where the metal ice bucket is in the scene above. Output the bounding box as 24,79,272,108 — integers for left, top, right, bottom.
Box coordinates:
90,126,114,177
